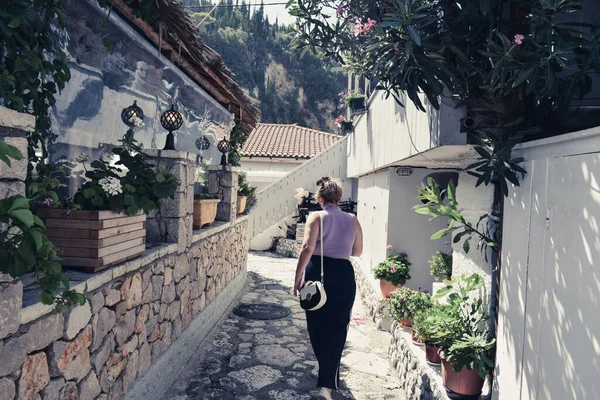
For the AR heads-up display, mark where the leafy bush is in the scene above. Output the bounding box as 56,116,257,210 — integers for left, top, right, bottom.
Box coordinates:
73,138,179,215
372,253,411,286
388,286,414,321
406,289,433,317
429,251,452,281
194,193,219,200
237,173,257,213
412,305,452,345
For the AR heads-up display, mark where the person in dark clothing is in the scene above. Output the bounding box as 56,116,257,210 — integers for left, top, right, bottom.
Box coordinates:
293,177,364,400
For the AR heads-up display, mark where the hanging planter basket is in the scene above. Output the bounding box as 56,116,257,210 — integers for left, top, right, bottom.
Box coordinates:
349,97,367,115
339,121,353,134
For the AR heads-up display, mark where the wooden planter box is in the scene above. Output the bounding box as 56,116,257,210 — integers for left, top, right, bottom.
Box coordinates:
193,199,220,229
37,209,146,273
236,196,247,214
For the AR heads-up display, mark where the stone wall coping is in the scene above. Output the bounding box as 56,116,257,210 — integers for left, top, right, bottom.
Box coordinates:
191,215,248,243
19,219,246,325
206,165,241,172
144,149,197,162
0,106,35,133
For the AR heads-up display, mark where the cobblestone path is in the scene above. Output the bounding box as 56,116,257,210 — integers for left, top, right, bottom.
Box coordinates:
164,252,406,400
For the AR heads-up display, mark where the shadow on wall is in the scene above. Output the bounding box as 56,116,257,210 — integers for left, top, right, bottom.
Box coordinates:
498,152,600,400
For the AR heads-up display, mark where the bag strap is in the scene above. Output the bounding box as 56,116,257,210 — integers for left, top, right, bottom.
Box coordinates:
319,210,324,284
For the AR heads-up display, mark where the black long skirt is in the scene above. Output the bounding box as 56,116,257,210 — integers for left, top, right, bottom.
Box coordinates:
304,255,356,389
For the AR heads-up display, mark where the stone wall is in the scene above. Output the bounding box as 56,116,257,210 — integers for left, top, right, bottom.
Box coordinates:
350,257,393,331
275,239,300,258
0,219,249,400
0,106,32,199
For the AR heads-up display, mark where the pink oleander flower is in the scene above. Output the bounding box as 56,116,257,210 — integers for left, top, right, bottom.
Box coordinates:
514,33,524,45
336,5,344,15
399,252,407,258
394,44,399,52
364,18,377,31
386,244,393,250
335,115,347,124
42,197,53,207
353,18,377,37
390,266,397,273
353,18,364,37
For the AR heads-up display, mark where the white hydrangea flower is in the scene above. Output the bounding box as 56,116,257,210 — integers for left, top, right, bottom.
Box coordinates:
294,187,309,205
98,177,123,196
129,116,144,127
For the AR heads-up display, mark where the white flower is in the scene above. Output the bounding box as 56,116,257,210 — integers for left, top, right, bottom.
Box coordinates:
129,116,144,127
98,177,123,196
294,187,309,205
75,153,90,163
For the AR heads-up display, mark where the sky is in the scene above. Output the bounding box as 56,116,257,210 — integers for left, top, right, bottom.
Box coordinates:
246,0,296,26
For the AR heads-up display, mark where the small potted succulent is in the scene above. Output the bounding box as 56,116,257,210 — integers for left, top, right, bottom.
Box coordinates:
412,306,449,364
372,248,411,298
429,250,453,281
237,173,256,215
335,115,353,134
340,89,367,114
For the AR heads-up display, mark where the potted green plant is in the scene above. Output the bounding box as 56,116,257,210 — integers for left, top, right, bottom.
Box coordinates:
340,89,367,114
412,306,450,365
429,250,453,281
193,193,220,229
38,137,179,272
433,274,496,397
372,251,411,298
335,115,353,134
237,173,256,215
405,289,433,344
388,286,414,327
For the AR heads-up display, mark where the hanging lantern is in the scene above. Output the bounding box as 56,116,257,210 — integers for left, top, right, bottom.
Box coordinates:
196,136,210,151
160,104,183,150
121,101,144,127
217,137,231,166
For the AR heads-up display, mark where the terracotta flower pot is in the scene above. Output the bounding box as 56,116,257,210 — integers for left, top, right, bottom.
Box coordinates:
193,199,220,229
412,331,424,345
379,279,401,298
425,345,441,365
399,318,413,328
236,195,247,214
441,359,485,397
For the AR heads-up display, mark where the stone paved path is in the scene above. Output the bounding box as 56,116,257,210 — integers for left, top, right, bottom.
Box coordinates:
163,252,407,400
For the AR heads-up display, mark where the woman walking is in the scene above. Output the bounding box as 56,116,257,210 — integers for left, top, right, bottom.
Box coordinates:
293,177,363,400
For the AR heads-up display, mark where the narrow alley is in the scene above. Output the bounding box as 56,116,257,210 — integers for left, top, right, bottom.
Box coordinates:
162,252,407,400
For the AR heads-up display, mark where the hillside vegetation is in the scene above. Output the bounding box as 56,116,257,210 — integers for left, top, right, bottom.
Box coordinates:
185,0,347,132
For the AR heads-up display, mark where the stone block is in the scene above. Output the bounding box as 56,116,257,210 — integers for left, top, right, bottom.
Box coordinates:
121,336,137,357
77,372,100,400
135,304,150,334
0,106,35,131
0,181,25,198
91,308,116,352
48,325,92,380
114,310,135,346
141,270,152,292
161,282,176,304
104,290,120,307
159,195,187,218
18,352,50,400
41,377,64,400
0,378,15,400
137,342,151,376
120,274,142,310
64,305,92,340
0,281,22,340
85,270,112,293
0,335,27,376
151,276,164,302
91,332,114,373
121,350,138,392
0,136,28,181
91,293,104,314
60,381,77,400
106,353,125,382
173,261,189,284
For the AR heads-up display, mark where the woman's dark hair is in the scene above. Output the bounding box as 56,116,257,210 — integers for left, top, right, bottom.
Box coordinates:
316,176,343,204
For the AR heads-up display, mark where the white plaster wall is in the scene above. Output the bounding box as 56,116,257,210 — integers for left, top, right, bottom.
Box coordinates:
248,136,354,242
240,159,303,192
387,169,453,291
451,172,495,297
346,91,465,178
494,127,600,400
356,170,390,270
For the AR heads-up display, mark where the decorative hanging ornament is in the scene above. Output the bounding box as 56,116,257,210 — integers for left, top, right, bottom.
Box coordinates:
196,136,210,151
160,104,183,150
217,137,231,166
121,101,144,127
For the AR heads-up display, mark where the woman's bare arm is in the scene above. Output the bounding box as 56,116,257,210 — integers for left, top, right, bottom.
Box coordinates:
293,212,320,295
351,215,363,257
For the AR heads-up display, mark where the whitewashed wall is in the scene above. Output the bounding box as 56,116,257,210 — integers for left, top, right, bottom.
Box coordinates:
494,127,600,400
248,137,353,248
388,169,453,291
346,91,465,178
240,158,303,192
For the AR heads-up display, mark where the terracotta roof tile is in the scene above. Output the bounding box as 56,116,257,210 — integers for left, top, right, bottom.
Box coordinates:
241,124,343,159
